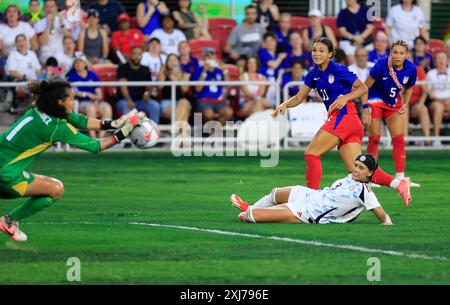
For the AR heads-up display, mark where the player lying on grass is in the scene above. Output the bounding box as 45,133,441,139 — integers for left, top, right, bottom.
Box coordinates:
0,80,145,242
231,154,393,225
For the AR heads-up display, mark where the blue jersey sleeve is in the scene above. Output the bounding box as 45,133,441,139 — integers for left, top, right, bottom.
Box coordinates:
303,70,315,88
369,60,384,80
339,65,358,87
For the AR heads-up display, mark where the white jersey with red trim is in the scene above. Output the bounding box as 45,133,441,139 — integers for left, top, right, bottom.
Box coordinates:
290,175,381,224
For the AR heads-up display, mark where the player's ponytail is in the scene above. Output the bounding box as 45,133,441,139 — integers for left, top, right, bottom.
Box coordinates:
29,80,73,119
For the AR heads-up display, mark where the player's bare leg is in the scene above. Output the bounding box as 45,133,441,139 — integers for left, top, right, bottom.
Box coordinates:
1,175,64,241
240,204,302,223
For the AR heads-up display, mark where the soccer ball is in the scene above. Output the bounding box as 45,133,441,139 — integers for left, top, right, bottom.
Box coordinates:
129,118,160,149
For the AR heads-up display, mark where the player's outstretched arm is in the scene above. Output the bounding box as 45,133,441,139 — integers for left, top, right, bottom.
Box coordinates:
272,85,312,117
99,112,146,151
88,109,139,131
329,79,368,112
371,206,393,225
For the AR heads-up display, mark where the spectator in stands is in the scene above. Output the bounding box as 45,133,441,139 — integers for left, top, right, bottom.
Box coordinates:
116,46,161,123
55,36,79,74
405,50,430,146
150,15,186,56
0,5,39,58
111,13,145,62
90,0,125,35
282,32,312,71
78,9,110,65
34,0,71,64
38,56,65,81
141,37,167,81
5,34,41,82
224,5,266,66
385,0,428,49
348,47,374,82
281,60,305,98
239,55,270,117
275,12,292,54
21,0,45,27
173,0,211,40
60,0,86,41
368,31,390,64
427,52,450,147
136,0,169,39
192,48,233,125
302,8,337,53
255,0,279,32
334,48,347,66
413,36,434,72
178,41,199,76
67,54,112,139
157,53,192,130
258,32,286,84
337,0,374,65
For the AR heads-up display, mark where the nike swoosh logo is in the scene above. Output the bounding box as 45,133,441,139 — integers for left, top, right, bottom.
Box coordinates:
0,224,14,237
314,77,320,80
383,77,389,80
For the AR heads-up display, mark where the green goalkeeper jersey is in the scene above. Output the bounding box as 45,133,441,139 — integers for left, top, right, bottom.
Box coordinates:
0,108,100,181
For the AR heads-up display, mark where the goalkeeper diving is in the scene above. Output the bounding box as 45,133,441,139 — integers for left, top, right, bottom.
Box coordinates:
0,80,146,242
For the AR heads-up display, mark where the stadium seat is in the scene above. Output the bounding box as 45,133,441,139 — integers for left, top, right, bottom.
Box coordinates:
427,39,446,62
208,18,237,50
91,65,118,102
371,18,385,38
321,17,340,40
188,39,222,61
290,16,310,32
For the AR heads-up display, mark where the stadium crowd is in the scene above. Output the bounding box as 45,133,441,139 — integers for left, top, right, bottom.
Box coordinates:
0,0,449,145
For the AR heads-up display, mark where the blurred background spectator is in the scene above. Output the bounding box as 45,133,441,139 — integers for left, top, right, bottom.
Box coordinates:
141,37,167,81
178,41,199,76
281,60,305,98
60,0,86,41
348,46,374,82
78,9,110,65
405,50,430,146
282,32,312,71
116,46,161,123
192,48,233,126
34,0,71,64
413,36,434,72
5,34,41,82
337,0,374,65
385,0,428,49
255,0,280,32
55,36,79,74
157,53,191,130
21,0,45,27
38,56,65,81
0,5,39,58
275,12,292,54
239,55,270,117
302,8,337,53
149,14,186,56
67,54,112,139
368,31,390,64
89,0,125,35
258,32,286,86
173,0,211,40
136,0,169,40
224,5,266,66
427,52,450,147
111,13,145,62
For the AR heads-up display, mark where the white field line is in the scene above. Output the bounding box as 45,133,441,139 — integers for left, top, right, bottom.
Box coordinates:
32,221,448,262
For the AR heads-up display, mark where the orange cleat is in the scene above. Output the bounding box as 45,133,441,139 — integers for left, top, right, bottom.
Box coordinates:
230,194,249,212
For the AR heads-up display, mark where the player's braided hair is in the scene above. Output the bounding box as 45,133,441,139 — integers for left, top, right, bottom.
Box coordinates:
387,40,409,92
29,80,72,119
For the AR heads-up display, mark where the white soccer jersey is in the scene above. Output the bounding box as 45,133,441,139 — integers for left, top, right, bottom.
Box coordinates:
5,50,41,81
385,4,427,48
0,22,36,54
149,29,186,56
288,175,381,224
426,68,450,100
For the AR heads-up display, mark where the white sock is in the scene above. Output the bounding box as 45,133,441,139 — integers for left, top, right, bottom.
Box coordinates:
243,208,256,223
253,194,275,208
396,172,405,179
390,178,401,189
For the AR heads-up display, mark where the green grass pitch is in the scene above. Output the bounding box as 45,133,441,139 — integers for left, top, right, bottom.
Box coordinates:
0,150,449,284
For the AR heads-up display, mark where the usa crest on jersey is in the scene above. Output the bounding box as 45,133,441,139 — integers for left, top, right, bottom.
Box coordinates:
403,76,409,84
328,74,334,84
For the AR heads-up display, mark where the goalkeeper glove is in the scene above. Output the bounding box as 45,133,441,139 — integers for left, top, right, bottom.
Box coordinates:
101,108,139,130
110,112,146,144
